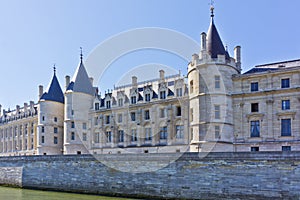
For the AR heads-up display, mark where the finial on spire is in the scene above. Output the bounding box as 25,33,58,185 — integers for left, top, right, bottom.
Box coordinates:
210,0,215,18
80,47,83,62
53,64,56,75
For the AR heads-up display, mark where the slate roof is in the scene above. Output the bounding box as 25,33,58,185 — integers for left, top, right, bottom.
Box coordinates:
67,59,94,96
40,72,64,104
244,68,279,74
206,14,230,60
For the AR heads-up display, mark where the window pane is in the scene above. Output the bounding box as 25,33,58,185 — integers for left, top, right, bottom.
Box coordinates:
282,100,290,110
281,78,290,88
250,120,260,137
281,119,291,136
250,82,258,92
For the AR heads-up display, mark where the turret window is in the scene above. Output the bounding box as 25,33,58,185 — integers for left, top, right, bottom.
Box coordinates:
215,126,220,139
214,105,220,119
41,126,44,133
54,136,58,144
54,127,58,133
71,132,75,140
71,122,75,128
215,76,220,89
190,80,194,93
54,117,57,122
41,136,45,143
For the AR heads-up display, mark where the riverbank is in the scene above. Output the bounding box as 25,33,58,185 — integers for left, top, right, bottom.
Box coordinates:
0,152,300,199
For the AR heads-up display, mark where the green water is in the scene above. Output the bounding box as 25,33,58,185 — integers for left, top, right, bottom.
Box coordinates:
0,186,138,200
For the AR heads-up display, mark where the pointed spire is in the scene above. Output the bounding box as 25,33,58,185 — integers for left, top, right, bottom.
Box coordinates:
206,5,230,60
40,67,64,103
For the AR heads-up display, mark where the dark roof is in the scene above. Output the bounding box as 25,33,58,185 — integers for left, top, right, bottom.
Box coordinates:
167,88,174,96
206,17,229,60
40,73,64,104
244,68,278,74
152,91,158,99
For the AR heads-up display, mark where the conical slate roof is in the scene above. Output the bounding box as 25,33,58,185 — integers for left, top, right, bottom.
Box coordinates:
206,9,230,60
40,69,64,104
67,58,94,96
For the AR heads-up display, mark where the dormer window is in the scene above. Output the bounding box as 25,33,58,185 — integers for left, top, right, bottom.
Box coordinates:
131,96,137,104
106,100,111,109
160,91,166,99
95,103,100,110
176,88,182,97
145,93,151,102
118,98,123,107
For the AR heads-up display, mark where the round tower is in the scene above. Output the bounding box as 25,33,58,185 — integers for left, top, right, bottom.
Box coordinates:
188,7,241,152
37,67,64,155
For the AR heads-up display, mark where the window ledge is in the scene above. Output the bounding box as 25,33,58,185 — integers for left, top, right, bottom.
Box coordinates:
276,111,296,120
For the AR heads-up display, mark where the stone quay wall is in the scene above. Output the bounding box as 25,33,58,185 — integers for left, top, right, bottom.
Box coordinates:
0,152,299,199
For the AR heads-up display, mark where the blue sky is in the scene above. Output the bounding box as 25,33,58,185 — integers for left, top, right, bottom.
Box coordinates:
0,0,300,109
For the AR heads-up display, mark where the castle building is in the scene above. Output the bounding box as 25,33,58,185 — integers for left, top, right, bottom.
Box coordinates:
0,7,300,156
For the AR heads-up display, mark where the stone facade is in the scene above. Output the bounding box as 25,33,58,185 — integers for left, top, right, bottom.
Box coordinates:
1,8,300,155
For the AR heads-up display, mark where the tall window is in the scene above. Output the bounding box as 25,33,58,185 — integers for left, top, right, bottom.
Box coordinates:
281,119,291,136
251,103,259,112
106,101,111,109
250,120,260,137
160,91,166,99
175,125,184,139
106,131,112,143
144,110,150,120
95,103,100,110
82,133,87,141
190,80,194,93
215,125,220,139
105,115,110,124
82,123,87,130
214,105,220,119
131,129,137,142
215,75,220,89
118,130,124,142
54,117,58,122
118,114,122,123
281,78,290,88
145,93,151,102
282,100,290,110
41,136,45,144
160,108,165,118
41,126,44,133
94,133,100,143
71,122,75,128
71,132,75,140
251,82,258,92
118,98,123,107
176,106,181,116
54,127,58,134
131,112,136,121
176,88,182,97
160,126,168,140
145,128,152,141
54,136,58,144
131,96,137,104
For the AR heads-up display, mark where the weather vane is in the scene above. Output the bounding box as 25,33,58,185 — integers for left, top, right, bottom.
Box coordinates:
210,0,215,18
53,64,56,74
80,47,83,61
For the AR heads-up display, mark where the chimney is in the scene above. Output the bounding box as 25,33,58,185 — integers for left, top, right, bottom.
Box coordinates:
65,75,70,90
159,70,165,81
132,76,137,88
234,46,241,70
24,103,28,112
89,77,94,86
201,32,207,51
39,85,43,99
16,105,20,114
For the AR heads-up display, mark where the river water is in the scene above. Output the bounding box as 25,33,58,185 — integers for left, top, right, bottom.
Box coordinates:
0,186,137,200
